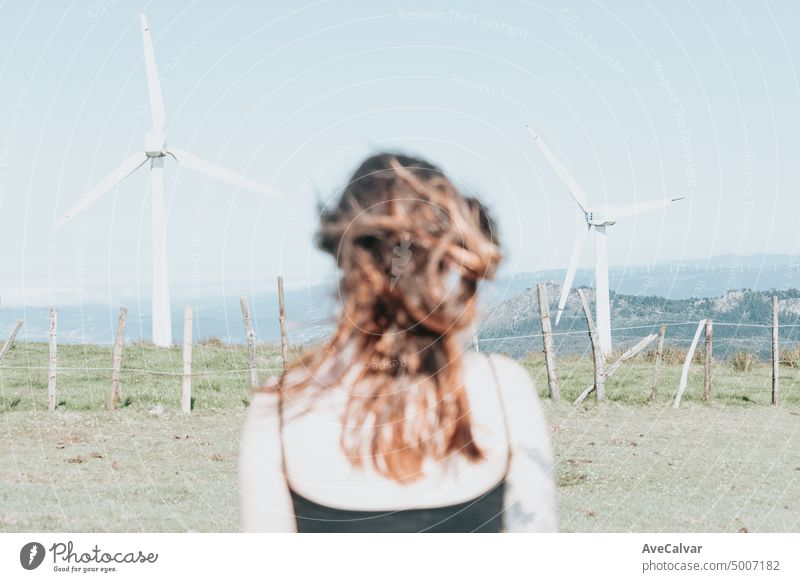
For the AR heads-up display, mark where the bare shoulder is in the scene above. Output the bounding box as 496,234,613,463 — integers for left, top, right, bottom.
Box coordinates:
463,352,543,415
482,353,539,401
484,353,534,382
242,387,282,436
240,388,283,476
463,350,535,383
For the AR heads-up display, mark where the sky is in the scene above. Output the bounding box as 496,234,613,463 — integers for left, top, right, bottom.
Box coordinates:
0,0,798,307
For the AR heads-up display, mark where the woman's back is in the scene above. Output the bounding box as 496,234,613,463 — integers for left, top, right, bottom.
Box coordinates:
240,352,558,532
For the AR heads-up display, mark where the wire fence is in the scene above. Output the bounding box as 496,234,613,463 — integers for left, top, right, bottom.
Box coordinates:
0,365,283,376
474,319,800,361
0,311,293,413
2,286,799,412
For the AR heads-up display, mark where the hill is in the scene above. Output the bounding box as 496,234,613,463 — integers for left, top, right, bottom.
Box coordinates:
477,284,800,359
2,253,799,346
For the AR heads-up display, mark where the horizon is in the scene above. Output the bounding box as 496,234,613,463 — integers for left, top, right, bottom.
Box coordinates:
3,252,798,348
1,251,798,308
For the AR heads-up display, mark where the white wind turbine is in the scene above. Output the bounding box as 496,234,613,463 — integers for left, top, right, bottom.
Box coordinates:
57,14,280,347
526,126,683,357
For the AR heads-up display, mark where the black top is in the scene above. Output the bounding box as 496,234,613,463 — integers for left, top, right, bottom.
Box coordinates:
289,479,506,533
280,355,511,533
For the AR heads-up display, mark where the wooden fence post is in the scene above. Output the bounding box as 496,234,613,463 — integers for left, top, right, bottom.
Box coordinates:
48,307,57,412
277,276,289,373
0,319,23,365
108,307,128,411
574,332,656,405
772,295,779,405
673,319,706,409
604,334,658,379
703,319,713,401
650,324,666,401
576,289,604,402
182,306,193,415
471,324,480,353
240,296,258,388
536,283,560,401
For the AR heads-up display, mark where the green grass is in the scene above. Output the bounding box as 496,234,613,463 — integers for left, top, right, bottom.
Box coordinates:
0,341,290,413
547,401,800,532
521,351,800,406
1,343,798,532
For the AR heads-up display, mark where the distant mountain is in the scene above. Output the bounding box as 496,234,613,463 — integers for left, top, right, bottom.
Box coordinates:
0,289,339,346
2,254,798,346
477,283,800,359
482,253,800,306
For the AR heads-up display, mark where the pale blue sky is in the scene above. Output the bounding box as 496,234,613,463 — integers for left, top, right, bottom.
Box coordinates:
0,0,798,306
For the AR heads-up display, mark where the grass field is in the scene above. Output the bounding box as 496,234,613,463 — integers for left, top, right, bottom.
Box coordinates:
2,342,799,532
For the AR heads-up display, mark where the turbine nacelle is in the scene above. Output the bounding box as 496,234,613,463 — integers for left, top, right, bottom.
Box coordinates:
144,131,167,157
585,207,617,227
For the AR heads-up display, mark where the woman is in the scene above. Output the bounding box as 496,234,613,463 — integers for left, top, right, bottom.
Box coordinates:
239,153,557,532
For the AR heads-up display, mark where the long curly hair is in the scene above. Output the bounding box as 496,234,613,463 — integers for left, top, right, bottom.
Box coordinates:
269,152,501,482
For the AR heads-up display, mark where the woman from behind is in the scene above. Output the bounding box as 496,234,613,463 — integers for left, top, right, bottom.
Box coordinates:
239,153,557,532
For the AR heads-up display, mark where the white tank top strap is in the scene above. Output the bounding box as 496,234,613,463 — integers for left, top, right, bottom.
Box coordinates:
485,353,513,477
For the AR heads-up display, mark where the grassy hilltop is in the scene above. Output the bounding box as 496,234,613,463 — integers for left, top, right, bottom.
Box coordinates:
2,342,799,532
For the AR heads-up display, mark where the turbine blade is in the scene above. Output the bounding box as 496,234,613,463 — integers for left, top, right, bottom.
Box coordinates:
612,197,684,220
168,148,282,197
555,222,592,325
526,125,589,214
56,153,149,227
140,13,166,132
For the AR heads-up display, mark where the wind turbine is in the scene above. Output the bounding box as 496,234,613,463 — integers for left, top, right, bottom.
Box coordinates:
57,14,280,347
526,126,683,357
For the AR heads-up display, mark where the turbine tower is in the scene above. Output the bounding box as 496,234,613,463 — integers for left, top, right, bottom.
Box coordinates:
526,126,683,357
57,14,280,347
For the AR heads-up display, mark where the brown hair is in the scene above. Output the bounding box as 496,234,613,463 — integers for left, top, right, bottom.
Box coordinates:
266,153,501,482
